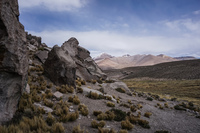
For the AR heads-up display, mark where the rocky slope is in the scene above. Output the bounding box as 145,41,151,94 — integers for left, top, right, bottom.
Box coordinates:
0,0,200,133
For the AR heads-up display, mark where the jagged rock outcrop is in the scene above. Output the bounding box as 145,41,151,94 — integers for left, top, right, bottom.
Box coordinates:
0,0,28,124
61,37,107,80
44,37,107,86
44,45,76,86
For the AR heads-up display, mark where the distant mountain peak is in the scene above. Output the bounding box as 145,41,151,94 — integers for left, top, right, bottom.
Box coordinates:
94,53,113,61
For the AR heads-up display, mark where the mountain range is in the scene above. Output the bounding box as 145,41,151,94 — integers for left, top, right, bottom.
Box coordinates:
94,53,196,70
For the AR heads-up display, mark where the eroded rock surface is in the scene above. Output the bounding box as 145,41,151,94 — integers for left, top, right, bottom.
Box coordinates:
62,37,107,80
0,0,28,124
44,45,76,86
44,38,107,86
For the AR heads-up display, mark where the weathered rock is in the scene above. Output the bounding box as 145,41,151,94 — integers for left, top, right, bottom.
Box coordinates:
26,33,42,48
44,37,106,86
0,0,28,124
53,91,63,99
34,103,53,113
44,45,76,86
35,50,48,64
102,81,132,96
61,37,107,80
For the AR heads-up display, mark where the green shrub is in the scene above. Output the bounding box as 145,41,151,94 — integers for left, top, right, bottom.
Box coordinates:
110,109,126,121
146,97,153,101
121,119,134,130
87,91,99,99
115,88,126,93
120,103,130,108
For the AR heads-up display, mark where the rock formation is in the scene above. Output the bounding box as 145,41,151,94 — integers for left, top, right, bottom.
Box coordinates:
44,37,107,86
61,37,107,80
0,0,28,124
44,45,76,86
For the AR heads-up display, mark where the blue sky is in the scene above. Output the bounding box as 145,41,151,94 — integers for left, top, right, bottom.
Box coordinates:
18,0,200,57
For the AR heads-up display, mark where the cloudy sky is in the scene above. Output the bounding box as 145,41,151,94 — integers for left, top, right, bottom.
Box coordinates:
18,0,200,58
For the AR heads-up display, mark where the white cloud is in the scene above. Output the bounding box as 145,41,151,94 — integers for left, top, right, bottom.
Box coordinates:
18,0,88,12
193,10,200,15
29,30,200,57
164,19,200,33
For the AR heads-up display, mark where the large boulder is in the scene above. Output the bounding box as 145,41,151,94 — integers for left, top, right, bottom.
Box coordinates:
61,37,107,80
0,0,28,124
44,45,76,86
44,37,107,86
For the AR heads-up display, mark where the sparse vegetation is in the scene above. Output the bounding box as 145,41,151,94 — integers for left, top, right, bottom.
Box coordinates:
144,112,152,118
106,102,115,107
78,104,89,116
72,124,84,133
121,119,134,130
98,128,116,133
124,79,200,106
91,120,106,128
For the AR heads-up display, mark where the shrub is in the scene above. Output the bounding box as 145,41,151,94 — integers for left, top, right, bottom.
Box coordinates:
73,96,80,105
130,105,137,112
87,91,99,99
144,112,152,118
46,113,56,126
77,87,83,93
47,83,53,88
121,119,134,130
72,124,84,133
105,111,115,121
119,129,128,133
138,119,150,129
78,104,89,116
164,103,169,108
91,79,97,84
174,105,186,111
107,102,115,107
115,88,126,93
91,120,105,128
93,111,103,116
68,96,73,102
97,113,107,121
120,103,130,108
128,100,132,104
137,104,143,109
106,96,112,101
146,97,153,101
110,109,126,121
51,122,65,133
44,99,54,108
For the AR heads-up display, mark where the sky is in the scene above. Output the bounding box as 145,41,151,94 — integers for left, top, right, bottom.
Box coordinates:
18,0,200,58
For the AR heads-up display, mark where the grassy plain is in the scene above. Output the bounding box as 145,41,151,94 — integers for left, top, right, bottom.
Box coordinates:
123,79,200,106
